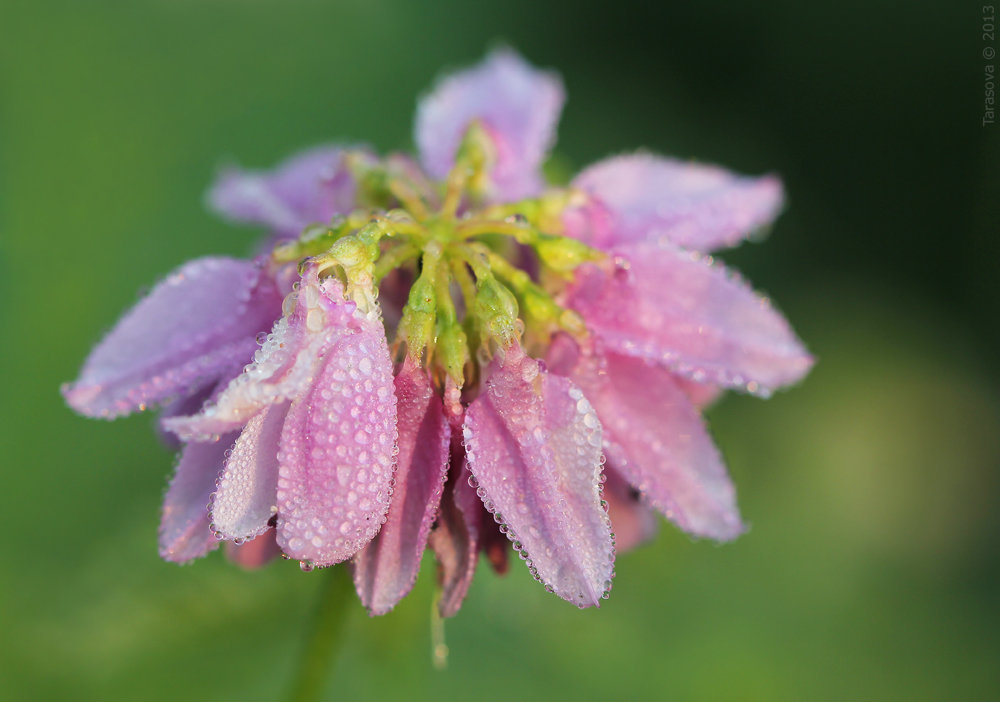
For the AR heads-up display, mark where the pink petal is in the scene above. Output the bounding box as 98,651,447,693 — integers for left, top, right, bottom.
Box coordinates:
415,48,564,200
674,377,724,408
208,145,362,236
156,381,219,450
463,344,614,608
275,319,397,567
428,380,481,617
602,467,658,553
210,401,291,541
353,358,451,615
565,243,813,395
428,461,481,618
166,271,358,439
480,507,511,575
226,531,282,570
63,257,281,419
547,334,743,540
572,153,784,251
560,196,616,248
159,434,239,563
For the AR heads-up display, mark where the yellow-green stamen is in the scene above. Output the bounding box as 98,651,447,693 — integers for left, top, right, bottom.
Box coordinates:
275,127,604,389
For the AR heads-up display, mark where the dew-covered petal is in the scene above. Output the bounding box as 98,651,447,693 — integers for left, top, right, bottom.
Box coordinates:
354,358,450,615
571,153,784,251
601,467,658,553
156,381,219,450
226,531,282,570
415,48,564,201
560,196,616,249
674,377,724,408
428,381,481,617
166,272,358,439
564,242,813,395
480,507,511,575
463,344,613,608
275,320,397,567
159,433,239,563
547,334,742,540
211,401,290,541
63,257,281,419
208,145,362,236
430,457,484,617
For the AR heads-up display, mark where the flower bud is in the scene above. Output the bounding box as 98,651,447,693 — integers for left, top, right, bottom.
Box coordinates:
474,276,519,345
399,275,437,358
535,235,602,273
438,321,470,385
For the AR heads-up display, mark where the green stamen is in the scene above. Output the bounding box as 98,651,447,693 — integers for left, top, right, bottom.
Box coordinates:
475,245,586,340
398,245,443,360
272,137,598,388
373,243,419,282
388,179,431,222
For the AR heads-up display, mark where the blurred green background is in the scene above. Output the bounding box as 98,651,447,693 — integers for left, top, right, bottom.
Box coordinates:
2,1,997,700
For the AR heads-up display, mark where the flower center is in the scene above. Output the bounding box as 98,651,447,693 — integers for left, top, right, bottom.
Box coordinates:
270,125,603,389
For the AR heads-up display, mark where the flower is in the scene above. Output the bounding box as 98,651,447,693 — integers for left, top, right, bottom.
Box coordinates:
63,48,811,614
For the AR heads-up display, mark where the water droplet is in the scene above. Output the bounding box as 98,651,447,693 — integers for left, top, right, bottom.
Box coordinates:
336,465,352,486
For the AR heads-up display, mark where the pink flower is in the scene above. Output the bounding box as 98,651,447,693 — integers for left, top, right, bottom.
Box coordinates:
64,48,811,614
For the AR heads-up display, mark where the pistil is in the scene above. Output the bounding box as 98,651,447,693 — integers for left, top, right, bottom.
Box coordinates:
272,128,604,393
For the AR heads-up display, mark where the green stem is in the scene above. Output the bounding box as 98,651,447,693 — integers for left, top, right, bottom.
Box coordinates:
388,178,431,221
449,256,481,354
449,255,479,307
430,592,449,671
454,219,536,243
287,566,355,702
374,243,419,282
433,257,458,325
440,164,469,219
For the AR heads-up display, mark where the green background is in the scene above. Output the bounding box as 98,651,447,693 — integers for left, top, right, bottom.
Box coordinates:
2,1,997,700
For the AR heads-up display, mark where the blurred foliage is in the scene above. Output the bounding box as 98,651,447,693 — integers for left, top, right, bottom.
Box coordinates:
1,1,996,700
